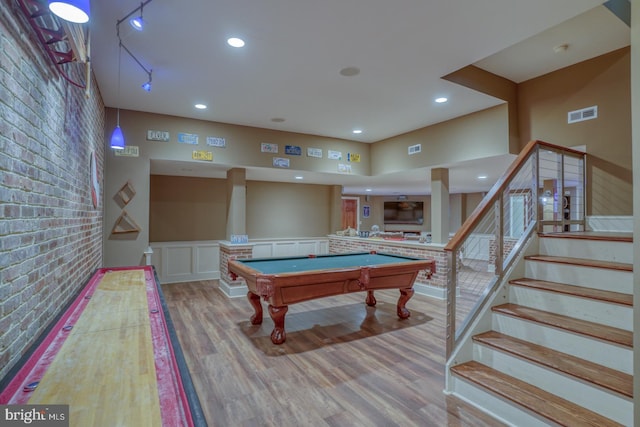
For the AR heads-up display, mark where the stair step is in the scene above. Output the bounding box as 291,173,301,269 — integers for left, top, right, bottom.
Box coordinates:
524,255,632,272
509,278,633,306
539,232,632,243
492,303,632,348
473,331,632,398
451,361,623,427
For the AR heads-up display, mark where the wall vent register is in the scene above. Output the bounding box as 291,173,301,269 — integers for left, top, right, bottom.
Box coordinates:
567,105,597,124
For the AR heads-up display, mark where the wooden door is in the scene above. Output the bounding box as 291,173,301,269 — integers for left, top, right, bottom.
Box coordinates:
341,198,358,230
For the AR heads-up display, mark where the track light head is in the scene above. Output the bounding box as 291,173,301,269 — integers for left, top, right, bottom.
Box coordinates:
130,16,144,31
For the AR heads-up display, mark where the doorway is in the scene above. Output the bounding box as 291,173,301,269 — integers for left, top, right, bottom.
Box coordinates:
341,197,359,231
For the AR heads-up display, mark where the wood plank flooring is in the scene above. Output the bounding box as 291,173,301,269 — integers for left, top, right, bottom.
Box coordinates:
162,280,505,427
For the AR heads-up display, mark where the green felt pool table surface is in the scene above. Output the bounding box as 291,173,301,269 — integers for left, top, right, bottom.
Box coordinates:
235,252,426,274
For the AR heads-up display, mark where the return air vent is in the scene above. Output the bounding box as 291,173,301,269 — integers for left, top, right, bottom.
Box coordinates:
408,144,422,155
568,106,598,124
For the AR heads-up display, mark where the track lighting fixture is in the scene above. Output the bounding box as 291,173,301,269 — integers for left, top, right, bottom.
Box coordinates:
110,0,154,150
48,0,90,24
141,73,152,92
130,2,144,31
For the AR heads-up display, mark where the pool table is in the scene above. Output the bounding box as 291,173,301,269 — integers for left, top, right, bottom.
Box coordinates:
228,251,435,344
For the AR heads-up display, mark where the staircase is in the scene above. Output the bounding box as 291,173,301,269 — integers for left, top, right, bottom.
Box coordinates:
449,232,634,426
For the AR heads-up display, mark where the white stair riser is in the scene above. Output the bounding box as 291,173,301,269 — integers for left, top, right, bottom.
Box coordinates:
539,238,633,263
492,313,632,374
474,344,632,425
509,286,632,330
524,261,632,294
449,377,551,427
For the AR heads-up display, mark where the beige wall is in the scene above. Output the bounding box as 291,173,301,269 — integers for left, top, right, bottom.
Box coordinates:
150,175,228,241
247,181,332,238
104,109,371,266
371,104,510,175
518,47,632,215
443,65,520,154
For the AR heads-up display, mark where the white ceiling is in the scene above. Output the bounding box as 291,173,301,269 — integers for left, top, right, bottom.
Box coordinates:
89,1,629,195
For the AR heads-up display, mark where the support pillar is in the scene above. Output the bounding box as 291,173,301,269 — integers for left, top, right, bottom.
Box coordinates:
329,185,343,234
431,168,450,244
226,168,246,240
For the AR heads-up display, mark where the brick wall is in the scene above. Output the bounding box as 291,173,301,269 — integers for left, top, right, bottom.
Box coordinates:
219,243,253,288
328,237,447,289
0,5,104,380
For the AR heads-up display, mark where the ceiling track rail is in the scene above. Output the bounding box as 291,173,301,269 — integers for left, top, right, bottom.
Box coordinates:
15,0,86,89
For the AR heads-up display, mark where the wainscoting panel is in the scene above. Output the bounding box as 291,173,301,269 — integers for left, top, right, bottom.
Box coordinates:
251,238,330,259
150,241,221,284
151,239,329,285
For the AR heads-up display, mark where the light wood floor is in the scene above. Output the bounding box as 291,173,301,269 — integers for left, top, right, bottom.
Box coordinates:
162,280,506,427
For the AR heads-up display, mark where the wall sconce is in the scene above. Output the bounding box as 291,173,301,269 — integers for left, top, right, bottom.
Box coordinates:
48,0,90,24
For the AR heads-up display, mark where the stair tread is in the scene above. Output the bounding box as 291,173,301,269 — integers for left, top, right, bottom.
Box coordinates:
509,278,633,306
451,361,624,427
524,255,632,272
539,231,632,243
492,303,632,348
473,331,632,398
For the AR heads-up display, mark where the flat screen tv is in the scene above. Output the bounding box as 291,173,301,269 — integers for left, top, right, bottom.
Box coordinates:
383,201,424,224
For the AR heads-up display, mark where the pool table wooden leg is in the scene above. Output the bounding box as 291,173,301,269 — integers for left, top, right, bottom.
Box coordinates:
247,291,263,325
268,304,288,344
365,290,377,306
397,287,414,319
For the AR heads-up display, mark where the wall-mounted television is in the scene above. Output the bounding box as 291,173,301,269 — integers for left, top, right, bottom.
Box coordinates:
383,201,424,224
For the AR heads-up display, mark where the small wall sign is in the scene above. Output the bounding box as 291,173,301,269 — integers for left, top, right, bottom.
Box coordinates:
114,146,139,157
273,157,290,168
206,136,226,147
285,145,302,156
147,130,170,142
192,150,213,161
177,133,199,145
261,142,278,153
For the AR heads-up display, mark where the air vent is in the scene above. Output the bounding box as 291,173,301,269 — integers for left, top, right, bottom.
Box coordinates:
568,106,598,124
408,144,421,155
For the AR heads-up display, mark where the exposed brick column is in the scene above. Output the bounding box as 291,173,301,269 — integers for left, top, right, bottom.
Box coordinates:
219,242,253,297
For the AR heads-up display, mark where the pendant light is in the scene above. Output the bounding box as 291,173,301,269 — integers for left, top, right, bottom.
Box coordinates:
48,0,90,24
110,42,125,150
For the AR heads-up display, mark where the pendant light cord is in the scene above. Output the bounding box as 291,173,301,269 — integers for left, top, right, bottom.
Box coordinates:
116,41,122,127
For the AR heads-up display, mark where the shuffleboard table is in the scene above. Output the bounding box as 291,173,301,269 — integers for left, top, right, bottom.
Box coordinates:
228,251,435,344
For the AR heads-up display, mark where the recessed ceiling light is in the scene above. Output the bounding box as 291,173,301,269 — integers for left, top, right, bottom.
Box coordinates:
477,175,488,180
352,129,363,134
295,176,304,180
339,67,360,77
435,97,448,103
227,37,245,48
195,104,207,110
365,188,372,192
